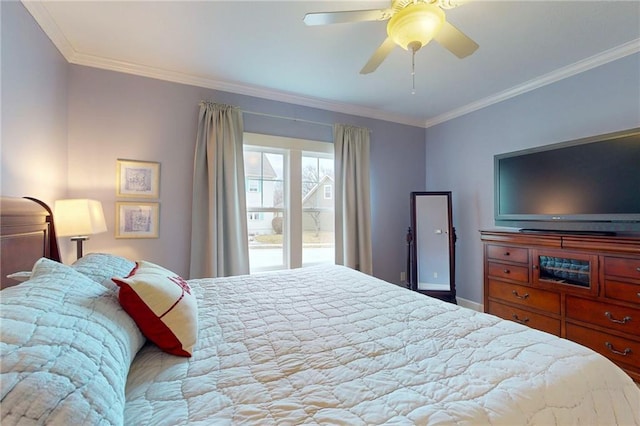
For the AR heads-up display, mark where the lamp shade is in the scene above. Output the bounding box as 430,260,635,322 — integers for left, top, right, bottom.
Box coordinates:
54,199,107,237
387,3,445,51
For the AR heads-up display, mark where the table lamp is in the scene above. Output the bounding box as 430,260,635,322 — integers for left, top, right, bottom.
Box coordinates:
54,199,107,259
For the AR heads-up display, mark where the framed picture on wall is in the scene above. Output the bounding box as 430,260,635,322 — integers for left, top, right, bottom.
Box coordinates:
115,202,159,239
116,159,160,198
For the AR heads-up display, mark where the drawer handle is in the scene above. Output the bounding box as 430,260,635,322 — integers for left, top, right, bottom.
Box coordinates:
511,290,529,300
503,269,511,274
604,311,632,325
512,314,530,325
504,252,510,256
605,342,632,357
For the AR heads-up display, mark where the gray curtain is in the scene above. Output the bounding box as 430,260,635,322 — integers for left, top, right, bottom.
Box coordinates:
190,102,249,278
334,124,373,274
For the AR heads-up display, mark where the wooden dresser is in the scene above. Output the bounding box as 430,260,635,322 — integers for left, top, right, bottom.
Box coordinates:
481,230,640,382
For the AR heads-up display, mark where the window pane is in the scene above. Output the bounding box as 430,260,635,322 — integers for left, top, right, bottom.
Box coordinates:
319,158,334,179
302,154,334,266
262,180,283,208
245,151,284,209
245,148,286,272
248,211,285,273
263,153,282,180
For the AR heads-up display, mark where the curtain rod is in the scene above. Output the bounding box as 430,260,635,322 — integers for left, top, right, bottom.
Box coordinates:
242,110,333,129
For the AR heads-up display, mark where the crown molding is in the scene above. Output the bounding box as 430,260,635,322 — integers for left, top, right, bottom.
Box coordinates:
21,1,75,60
23,1,639,130
67,52,426,128
423,38,640,128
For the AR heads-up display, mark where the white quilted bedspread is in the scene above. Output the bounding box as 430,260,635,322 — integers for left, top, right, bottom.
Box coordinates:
125,265,640,425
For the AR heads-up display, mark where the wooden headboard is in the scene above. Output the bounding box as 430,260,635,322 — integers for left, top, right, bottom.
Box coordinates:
1,196,61,289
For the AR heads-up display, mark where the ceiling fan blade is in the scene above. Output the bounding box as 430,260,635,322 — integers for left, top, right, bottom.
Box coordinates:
434,21,479,58
360,37,396,74
304,8,393,26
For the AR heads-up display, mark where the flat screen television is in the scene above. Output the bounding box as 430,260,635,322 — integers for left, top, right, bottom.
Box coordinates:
494,127,640,234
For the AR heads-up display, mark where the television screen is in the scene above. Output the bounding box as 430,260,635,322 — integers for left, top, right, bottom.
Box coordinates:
494,128,640,233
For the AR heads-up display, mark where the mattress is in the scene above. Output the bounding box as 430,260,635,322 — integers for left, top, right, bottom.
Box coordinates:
123,264,640,425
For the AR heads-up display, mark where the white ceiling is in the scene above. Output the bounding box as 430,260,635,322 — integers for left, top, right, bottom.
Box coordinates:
24,1,640,128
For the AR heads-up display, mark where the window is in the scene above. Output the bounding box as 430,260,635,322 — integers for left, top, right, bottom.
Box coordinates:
244,133,334,273
247,180,260,193
324,185,332,200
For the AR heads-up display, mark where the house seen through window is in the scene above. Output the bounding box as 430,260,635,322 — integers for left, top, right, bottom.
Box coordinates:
244,133,334,273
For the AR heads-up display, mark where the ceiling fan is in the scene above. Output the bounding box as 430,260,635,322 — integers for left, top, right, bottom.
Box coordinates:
304,0,479,75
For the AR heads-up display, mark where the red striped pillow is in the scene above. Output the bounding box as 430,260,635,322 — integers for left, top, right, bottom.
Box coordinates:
112,261,198,357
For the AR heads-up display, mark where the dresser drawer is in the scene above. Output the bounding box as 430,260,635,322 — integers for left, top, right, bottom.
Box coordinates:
487,262,529,283
603,257,640,280
488,301,561,336
566,323,640,373
488,280,560,314
566,296,640,335
486,244,528,264
604,279,640,305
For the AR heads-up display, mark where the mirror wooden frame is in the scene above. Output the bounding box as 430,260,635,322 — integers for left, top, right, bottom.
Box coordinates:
407,191,457,303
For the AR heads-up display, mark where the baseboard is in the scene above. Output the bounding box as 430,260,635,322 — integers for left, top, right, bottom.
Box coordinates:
456,297,484,312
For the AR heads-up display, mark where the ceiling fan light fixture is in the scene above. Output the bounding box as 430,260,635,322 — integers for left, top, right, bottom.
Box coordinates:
387,3,445,51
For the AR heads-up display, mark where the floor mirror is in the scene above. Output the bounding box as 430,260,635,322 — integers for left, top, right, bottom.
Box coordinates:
407,191,457,303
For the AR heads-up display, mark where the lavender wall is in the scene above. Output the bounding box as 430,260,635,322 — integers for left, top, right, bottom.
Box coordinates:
1,1,68,205
66,66,426,281
425,53,640,305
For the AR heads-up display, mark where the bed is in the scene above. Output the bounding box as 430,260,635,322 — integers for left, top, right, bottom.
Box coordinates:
1,196,639,425
0,197,60,290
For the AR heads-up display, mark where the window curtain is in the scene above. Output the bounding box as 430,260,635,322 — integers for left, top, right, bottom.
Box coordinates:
190,102,249,278
334,124,373,274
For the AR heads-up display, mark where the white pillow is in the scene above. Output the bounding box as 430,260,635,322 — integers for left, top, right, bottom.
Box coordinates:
0,258,145,424
5,271,32,282
4,252,135,286
71,252,136,291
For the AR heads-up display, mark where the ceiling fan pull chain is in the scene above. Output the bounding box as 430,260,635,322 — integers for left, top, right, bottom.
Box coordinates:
407,41,422,95
411,47,416,95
